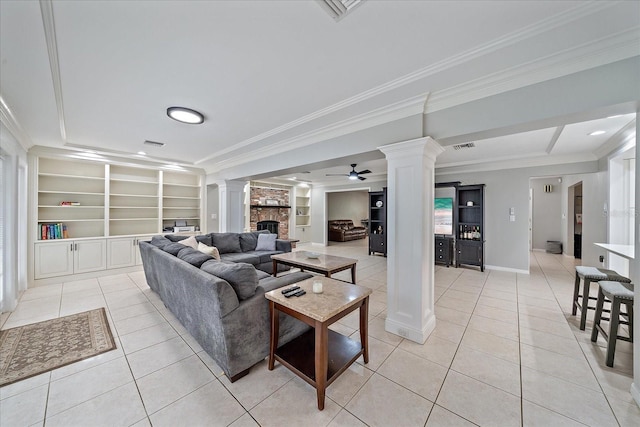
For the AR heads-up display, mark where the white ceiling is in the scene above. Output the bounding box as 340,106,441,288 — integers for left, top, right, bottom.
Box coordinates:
1,1,638,184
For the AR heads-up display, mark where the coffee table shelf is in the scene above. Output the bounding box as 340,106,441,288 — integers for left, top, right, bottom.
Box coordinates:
275,329,363,384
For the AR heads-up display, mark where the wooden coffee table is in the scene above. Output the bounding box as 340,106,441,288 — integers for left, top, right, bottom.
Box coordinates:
265,277,371,410
271,251,358,283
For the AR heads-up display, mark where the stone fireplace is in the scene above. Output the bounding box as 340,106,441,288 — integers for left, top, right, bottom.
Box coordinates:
249,186,290,239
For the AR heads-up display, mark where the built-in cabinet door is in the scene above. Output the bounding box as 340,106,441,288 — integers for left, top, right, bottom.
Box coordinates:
296,226,309,243
34,241,74,279
107,237,137,269
74,239,107,274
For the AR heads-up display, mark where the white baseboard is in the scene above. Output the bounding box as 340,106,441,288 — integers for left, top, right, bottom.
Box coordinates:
631,382,640,409
31,265,144,288
485,264,530,275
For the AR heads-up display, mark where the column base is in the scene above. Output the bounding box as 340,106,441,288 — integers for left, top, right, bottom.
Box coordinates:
385,314,436,344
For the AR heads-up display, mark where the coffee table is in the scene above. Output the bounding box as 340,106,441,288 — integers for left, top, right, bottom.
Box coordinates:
265,277,371,410
271,251,358,283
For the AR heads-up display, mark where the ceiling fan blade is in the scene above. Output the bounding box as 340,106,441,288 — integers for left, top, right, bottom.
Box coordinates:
358,176,367,181
357,169,371,175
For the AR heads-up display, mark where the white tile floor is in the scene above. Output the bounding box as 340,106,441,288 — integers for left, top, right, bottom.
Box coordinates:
1,240,638,426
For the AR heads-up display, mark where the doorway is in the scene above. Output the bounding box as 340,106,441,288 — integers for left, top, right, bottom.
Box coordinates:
573,183,583,259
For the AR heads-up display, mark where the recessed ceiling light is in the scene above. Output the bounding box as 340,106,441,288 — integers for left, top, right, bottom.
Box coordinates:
607,115,623,119
589,130,606,136
137,151,146,155
167,107,204,124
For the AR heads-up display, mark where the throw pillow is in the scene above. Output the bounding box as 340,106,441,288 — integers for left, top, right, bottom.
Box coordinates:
165,234,187,242
200,261,258,300
239,230,268,252
198,242,221,260
177,247,213,268
255,233,277,251
178,235,198,249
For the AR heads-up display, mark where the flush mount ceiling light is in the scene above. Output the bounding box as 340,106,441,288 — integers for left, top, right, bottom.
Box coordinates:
167,107,204,124
589,130,606,136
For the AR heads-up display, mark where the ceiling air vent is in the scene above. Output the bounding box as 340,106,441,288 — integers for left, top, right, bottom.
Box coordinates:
316,0,365,21
453,142,476,151
144,140,165,147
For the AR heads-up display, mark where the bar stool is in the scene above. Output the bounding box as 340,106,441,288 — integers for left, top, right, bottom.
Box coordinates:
572,266,631,330
590,280,634,367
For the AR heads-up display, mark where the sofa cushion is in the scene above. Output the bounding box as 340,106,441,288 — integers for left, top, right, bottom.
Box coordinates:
177,247,213,268
165,234,213,246
239,230,269,252
220,252,261,265
212,233,242,254
150,235,172,249
255,233,277,251
201,260,258,300
178,235,198,249
255,269,271,280
163,242,188,256
198,242,221,260
245,250,283,264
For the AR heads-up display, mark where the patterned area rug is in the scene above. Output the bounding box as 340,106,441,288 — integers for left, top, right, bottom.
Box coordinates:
0,308,116,387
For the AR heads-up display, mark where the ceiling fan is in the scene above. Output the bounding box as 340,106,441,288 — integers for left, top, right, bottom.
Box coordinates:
326,164,372,181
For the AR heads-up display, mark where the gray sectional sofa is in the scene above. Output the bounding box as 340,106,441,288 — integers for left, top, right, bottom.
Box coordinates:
139,231,313,381
165,230,291,274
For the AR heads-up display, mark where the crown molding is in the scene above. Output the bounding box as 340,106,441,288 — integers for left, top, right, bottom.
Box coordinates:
426,28,640,114
199,1,613,166
0,95,33,150
435,152,597,176
198,94,427,171
594,118,637,159
39,0,67,143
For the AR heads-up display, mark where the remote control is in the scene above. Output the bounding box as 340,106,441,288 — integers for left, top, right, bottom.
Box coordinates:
281,286,300,294
284,291,297,298
293,290,306,297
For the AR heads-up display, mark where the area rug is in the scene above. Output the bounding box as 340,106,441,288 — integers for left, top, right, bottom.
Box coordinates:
0,308,116,387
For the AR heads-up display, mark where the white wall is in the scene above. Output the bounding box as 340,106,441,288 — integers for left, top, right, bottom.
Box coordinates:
437,161,598,272
530,177,562,250
327,190,368,227
206,184,219,233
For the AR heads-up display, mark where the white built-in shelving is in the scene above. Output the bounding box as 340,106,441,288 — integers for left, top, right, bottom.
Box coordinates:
34,155,203,280
162,171,201,231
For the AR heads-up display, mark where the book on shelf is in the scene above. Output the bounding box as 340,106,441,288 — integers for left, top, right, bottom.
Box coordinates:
59,201,81,206
39,223,68,240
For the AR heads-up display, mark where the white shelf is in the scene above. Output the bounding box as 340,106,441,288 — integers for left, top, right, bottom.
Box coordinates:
36,157,201,240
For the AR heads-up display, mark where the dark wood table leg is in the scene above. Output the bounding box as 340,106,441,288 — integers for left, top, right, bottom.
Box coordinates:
315,320,328,410
272,259,278,277
359,296,369,364
351,264,356,284
268,301,279,370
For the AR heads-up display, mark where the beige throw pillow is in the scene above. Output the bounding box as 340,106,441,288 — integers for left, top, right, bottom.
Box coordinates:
178,235,198,249
198,242,221,260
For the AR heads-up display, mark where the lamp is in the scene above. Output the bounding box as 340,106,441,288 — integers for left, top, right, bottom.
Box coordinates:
167,107,204,124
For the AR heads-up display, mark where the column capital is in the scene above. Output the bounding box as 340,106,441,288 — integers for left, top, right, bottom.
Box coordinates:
216,179,247,191
378,136,445,163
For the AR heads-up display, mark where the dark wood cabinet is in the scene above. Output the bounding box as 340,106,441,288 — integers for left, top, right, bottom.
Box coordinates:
435,236,453,267
456,184,485,271
368,189,387,256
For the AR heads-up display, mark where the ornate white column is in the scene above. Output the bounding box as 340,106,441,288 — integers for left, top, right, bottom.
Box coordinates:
217,180,247,233
379,137,445,344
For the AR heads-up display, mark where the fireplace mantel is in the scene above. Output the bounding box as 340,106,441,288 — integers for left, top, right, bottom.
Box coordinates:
250,205,291,209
